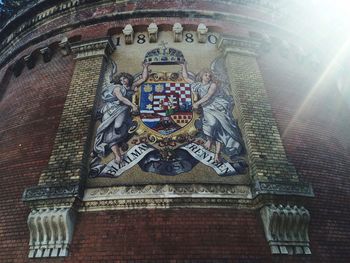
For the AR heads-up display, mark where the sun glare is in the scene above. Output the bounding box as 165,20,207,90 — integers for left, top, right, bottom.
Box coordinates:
282,0,350,138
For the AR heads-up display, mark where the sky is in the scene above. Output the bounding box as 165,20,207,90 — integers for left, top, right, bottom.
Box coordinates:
285,0,350,106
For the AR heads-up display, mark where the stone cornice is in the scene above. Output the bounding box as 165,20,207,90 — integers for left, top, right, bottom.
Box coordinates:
218,35,262,56
0,1,291,69
84,184,252,201
22,182,83,203
22,181,313,211
254,181,314,197
81,184,252,211
0,0,279,40
70,38,115,59
79,183,314,211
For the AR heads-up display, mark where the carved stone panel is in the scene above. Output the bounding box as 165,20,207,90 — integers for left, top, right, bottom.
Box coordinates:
27,207,77,258
260,204,311,255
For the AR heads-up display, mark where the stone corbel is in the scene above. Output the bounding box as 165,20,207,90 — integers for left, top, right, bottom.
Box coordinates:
172,23,183,42
197,23,208,43
40,47,53,63
12,59,25,77
148,23,158,43
23,183,82,258
24,54,37,69
27,207,77,258
122,24,134,45
70,37,115,60
260,204,311,255
218,35,261,57
59,37,71,56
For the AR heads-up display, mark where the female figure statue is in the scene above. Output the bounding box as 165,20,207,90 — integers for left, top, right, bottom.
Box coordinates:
181,62,242,163
93,63,149,163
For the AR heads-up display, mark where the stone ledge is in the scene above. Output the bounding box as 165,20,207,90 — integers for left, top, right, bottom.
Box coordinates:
81,184,252,211
22,182,83,202
218,35,261,56
80,196,253,212
70,37,115,59
254,181,314,197
80,182,314,211
84,184,252,200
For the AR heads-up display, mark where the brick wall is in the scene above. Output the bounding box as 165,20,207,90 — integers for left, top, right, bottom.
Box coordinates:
0,53,74,263
25,209,272,263
0,1,350,263
258,48,350,262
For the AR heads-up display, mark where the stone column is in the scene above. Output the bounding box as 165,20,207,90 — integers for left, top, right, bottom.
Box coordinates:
22,37,115,258
218,36,313,197
218,36,313,255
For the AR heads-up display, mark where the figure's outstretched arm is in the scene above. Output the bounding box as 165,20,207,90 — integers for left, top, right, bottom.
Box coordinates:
132,62,149,90
114,86,138,112
180,62,194,84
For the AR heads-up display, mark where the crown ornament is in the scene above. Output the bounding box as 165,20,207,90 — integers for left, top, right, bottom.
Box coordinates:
144,41,185,65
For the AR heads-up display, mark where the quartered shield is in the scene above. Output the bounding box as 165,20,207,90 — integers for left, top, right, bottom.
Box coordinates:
136,79,196,138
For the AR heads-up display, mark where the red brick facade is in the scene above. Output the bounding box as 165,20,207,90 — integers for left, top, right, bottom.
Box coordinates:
0,53,75,262
0,1,349,262
259,48,350,262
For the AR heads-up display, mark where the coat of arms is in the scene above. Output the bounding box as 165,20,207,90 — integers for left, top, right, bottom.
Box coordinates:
90,43,246,178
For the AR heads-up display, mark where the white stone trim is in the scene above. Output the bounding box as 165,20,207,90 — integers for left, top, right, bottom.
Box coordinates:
260,204,311,255
172,23,183,42
70,38,115,60
197,23,208,43
27,207,77,258
147,23,158,43
122,24,134,45
80,184,252,211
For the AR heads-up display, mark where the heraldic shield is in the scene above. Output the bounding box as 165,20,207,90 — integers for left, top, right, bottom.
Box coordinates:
137,79,194,137
132,45,198,142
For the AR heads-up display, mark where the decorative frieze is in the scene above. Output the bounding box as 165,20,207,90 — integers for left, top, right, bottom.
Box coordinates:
22,182,83,202
70,37,115,60
0,8,315,70
260,204,311,255
85,184,252,200
0,0,280,54
81,184,252,211
81,197,256,211
27,207,77,258
254,181,314,197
